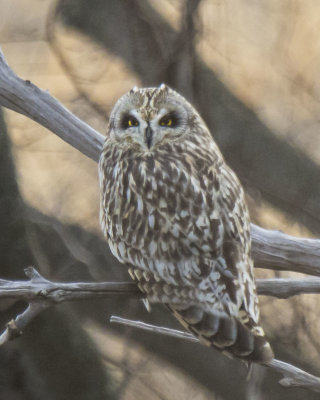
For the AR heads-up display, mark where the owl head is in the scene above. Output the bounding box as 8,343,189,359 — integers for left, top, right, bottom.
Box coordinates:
107,84,206,150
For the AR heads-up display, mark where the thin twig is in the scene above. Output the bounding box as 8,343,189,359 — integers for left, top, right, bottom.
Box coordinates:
110,316,320,392
265,359,320,392
0,301,51,345
110,315,199,343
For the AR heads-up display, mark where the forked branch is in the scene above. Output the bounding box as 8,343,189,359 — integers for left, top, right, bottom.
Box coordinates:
1,268,320,391
1,267,320,346
0,267,141,345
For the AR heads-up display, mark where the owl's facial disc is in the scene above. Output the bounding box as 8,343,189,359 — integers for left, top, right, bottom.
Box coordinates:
109,86,193,150
117,107,183,150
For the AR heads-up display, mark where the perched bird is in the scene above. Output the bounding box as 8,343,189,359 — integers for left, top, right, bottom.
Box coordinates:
99,84,273,362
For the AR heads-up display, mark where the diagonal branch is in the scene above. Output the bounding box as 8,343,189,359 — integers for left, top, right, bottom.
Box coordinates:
110,316,320,393
0,47,103,162
0,301,51,346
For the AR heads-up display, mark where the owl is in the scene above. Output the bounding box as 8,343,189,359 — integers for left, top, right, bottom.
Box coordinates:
99,84,273,362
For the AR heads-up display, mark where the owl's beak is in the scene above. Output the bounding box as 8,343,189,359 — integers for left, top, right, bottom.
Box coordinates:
145,125,153,149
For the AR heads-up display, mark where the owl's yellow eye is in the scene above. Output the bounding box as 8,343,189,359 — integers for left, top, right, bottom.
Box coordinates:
159,113,178,127
160,118,172,126
121,115,139,129
127,117,139,127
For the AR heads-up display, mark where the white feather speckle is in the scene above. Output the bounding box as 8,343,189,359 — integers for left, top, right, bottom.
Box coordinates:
187,231,197,241
161,242,168,251
159,198,167,208
152,179,157,190
196,214,207,227
172,224,180,238
148,240,157,256
117,242,126,259
148,214,155,229
137,197,143,213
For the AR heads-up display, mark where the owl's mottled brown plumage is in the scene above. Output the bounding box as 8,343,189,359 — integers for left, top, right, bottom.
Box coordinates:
99,85,273,362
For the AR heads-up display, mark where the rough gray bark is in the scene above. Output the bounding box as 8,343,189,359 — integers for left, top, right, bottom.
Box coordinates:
1,268,320,306
251,225,320,276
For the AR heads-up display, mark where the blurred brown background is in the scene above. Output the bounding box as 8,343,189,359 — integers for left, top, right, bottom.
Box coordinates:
1,0,320,399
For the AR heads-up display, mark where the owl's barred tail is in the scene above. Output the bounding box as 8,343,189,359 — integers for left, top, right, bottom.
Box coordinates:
168,304,274,363
128,267,273,362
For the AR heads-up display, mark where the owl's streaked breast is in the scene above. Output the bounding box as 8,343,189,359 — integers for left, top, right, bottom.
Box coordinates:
99,137,225,282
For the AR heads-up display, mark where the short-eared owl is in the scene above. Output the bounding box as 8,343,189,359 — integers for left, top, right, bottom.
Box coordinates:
99,84,273,362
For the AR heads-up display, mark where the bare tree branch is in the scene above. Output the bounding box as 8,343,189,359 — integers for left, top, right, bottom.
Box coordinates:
2,267,320,391
1,266,320,346
110,316,320,393
0,47,103,162
251,224,320,276
0,46,319,278
1,268,320,305
0,267,142,303
0,267,141,345
0,301,51,346
257,277,320,298
110,315,200,343
1,266,320,392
